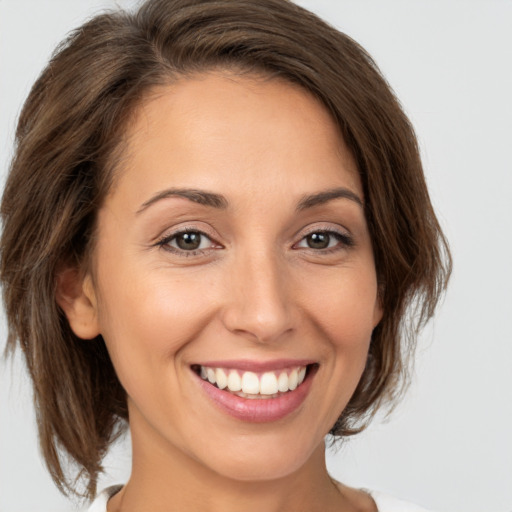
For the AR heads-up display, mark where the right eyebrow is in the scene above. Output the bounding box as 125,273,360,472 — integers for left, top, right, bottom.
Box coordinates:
136,188,229,214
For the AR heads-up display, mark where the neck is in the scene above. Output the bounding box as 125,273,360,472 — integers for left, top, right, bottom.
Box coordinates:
109,431,350,512
107,403,375,512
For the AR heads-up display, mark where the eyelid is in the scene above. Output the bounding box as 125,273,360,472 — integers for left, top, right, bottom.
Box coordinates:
296,222,353,240
152,221,219,243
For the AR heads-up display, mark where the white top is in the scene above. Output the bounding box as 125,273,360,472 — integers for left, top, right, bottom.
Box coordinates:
88,485,435,512
368,490,434,511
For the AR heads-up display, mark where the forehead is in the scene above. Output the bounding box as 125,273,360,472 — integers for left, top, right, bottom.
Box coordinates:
110,71,361,208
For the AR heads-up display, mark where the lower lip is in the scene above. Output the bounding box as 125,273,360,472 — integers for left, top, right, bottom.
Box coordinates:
194,368,315,423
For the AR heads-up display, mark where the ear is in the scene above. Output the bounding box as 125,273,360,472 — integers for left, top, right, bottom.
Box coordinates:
55,267,101,340
372,300,383,328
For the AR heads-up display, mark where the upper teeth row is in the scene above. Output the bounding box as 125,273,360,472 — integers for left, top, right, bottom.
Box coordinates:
200,366,307,395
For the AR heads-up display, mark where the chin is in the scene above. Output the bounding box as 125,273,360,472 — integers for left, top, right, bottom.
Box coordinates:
187,426,323,483
207,452,310,483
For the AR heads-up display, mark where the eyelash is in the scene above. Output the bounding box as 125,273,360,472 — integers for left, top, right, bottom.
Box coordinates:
154,227,354,257
155,228,220,257
294,229,354,252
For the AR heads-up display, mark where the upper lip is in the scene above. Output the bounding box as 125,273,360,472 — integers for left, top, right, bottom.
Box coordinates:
192,359,316,372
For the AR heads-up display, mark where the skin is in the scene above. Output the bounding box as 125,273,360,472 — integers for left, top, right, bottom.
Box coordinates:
58,72,381,512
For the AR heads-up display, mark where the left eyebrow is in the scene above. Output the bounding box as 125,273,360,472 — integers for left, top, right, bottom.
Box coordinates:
296,187,364,211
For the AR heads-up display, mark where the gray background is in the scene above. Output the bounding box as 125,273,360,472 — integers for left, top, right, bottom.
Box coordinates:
1,1,511,511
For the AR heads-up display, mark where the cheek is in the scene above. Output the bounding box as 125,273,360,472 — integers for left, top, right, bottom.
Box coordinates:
94,265,216,393
307,266,379,350
288,268,378,433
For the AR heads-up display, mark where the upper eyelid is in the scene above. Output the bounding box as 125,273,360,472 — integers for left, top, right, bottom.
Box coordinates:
158,229,217,246
295,222,352,239
154,223,219,243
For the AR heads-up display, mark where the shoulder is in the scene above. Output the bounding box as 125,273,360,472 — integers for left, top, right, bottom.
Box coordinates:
367,489,437,512
87,485,123,512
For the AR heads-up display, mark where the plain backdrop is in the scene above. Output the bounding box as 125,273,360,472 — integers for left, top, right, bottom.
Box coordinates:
1,1,511,511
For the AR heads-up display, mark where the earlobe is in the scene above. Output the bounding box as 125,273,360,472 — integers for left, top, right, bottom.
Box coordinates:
373,290,384,328
55,267,100,340
373,302,383,328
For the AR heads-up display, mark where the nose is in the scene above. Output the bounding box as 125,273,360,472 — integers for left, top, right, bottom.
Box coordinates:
220,248,296,344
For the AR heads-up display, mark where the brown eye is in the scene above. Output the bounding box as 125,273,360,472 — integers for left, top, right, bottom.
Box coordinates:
158,230,216,254
175,232,203,250
305,232,331,249
295,230,354,252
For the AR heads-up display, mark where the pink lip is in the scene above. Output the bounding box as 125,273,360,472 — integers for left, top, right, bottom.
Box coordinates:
193,359,316,372
193,364,317,423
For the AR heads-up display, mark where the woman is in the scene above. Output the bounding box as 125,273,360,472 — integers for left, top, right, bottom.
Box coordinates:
0,0,451,511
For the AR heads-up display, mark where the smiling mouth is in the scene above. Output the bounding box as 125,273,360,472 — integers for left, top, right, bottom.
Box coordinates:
191,364,317,399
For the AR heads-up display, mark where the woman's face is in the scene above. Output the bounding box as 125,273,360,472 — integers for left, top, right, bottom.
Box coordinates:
74,72,381,481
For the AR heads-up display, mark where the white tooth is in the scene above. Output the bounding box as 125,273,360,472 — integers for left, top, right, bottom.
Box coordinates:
260,372,278,395
277,372,289,392
200,366,207,379
216,368,227,389
297,366,306,385
207,368,216,384
227,370,242,392
241,371,260,394
288,368,298,390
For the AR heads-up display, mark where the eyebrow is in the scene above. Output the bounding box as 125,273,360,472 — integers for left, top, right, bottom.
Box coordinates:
296,187,363,210
136,188,228,214
136,186,363,214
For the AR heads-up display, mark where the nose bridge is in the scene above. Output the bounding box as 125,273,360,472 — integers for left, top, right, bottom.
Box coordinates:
222,244,294,343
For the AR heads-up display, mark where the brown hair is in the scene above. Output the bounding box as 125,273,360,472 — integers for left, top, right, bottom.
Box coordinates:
0,0,451,499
